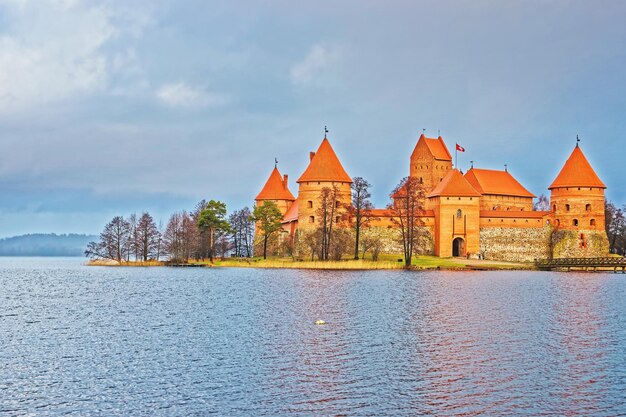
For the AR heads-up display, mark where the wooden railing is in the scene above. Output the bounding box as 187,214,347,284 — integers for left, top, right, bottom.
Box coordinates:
536,257,626,272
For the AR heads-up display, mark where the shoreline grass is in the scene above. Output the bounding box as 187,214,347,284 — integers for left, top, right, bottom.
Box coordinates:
86,254,534,271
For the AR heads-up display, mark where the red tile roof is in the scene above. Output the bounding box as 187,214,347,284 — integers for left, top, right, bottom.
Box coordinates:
281,200,299,223
427,169,481,198
465,168,535,198
297,138,352,183
256,167,296,201
411,134,452,161
549,146,606,189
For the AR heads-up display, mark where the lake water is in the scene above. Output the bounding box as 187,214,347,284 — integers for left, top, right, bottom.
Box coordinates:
1,257,626,416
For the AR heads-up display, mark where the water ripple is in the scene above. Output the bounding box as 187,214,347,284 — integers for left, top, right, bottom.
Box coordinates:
1,259,626,415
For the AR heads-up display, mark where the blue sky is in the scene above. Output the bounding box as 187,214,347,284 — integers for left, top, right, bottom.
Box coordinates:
1,0,625,237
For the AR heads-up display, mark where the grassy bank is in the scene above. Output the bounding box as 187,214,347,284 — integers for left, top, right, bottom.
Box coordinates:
86,254,532,270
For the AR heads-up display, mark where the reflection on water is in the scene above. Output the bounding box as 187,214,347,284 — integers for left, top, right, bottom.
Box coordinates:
1,258,625,416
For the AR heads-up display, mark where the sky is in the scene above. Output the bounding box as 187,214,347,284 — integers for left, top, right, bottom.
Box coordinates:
1,0,626,237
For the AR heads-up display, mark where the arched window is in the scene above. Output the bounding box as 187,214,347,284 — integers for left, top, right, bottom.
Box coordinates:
590,219,596,226
553,204,556,212
307,201,313,208
335,216,341,223
586,204,591,211
309,216,315,223
335,200,340,209
566,204,570,212
457,209,462,219
555,219,560,227
573,219,579,226
419,177,423,184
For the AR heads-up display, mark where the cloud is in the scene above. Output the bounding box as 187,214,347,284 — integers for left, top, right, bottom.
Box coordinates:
290,44,340,85
0,0,150,114
156,82,228,108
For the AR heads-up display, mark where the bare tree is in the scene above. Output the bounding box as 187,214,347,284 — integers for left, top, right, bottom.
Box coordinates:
136,212,161,261
230,207,255,257
534,194,550,211
349,177,374,259
85,216,131,262
389,176,426,267
606,201,626,254
317,185,343,260
163,211,196,262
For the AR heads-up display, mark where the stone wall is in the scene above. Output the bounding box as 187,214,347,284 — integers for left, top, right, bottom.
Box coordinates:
480,226,551,262
551,229,609,258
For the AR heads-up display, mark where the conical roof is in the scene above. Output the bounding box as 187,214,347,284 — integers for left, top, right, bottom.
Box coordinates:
411,134,452,161
297,138,352,183
427,169,481,198
465,168,535,197
256,167,295,201
549,146,606,189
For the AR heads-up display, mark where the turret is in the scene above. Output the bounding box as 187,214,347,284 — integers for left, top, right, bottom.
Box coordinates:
410,134,453,193
296,137,352,229
255,166,295,216
548,145,606,231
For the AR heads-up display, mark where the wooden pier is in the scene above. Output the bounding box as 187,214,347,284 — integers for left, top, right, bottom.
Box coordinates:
536,257,626,273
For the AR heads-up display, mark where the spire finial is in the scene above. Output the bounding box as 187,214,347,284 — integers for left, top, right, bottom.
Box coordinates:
504,163,508,172
470,160,474,168
274,157,278,168
576,134,580,147
324,126,328,139
438,129,440,136
422,128,426,135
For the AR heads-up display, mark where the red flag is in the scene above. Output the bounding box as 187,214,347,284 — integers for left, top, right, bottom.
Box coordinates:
456,143,465,152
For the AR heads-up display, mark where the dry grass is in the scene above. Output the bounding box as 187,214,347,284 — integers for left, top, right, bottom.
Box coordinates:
86,259,166,267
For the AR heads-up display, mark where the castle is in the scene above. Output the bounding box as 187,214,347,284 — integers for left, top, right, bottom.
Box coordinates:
254,134,609,262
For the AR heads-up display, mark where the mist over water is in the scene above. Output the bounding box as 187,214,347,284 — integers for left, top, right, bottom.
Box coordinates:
1,258,625,416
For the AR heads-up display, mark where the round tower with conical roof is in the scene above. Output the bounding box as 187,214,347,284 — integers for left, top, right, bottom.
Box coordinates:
548,144,609,257
296,137,352,230
255,166,295,216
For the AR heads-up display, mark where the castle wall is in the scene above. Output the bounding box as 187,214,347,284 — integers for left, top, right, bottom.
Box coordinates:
551,229,609,258
480,195,533,211
480,226,551,262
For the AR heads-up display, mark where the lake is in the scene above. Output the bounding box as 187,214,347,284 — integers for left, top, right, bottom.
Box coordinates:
1,257,625,416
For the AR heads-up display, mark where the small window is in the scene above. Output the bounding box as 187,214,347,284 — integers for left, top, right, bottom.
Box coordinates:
573,219,578,226
309,216,315,223
307,201,313,208
335,216,340,223
565,204,570,212
419,177,423,184
457,209,462,219
586,204,591,211
590,219,596,226
335,201,340,208
553,204,556,212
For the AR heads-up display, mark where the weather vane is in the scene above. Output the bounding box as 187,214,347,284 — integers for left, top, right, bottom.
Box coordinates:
504,163,508,172
470,160,474,168
274,157,278,167
422,128,426,135
438,129,441,136
324,126,329,138
576,134,580,147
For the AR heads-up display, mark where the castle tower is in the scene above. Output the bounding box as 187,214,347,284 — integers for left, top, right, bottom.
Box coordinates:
427,169,481,257
410,134,453,193
548,144,609,257
255,166,295,216
296,137,352,230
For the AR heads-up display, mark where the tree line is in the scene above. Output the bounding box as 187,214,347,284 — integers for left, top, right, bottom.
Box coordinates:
85,201,255,263
606,201,626,255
